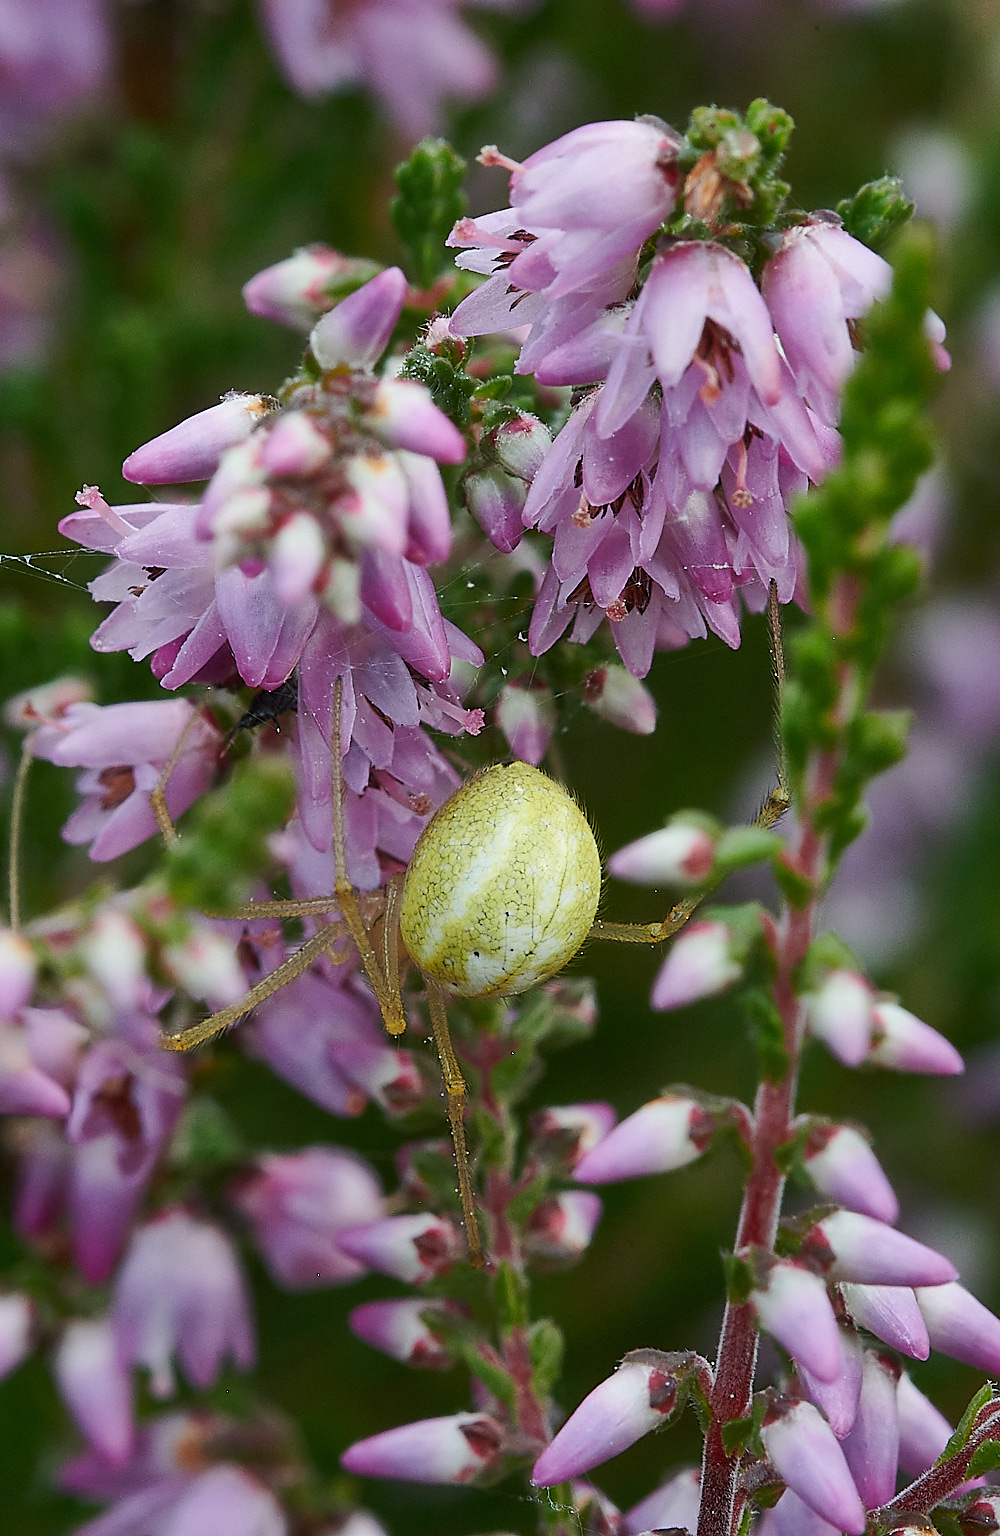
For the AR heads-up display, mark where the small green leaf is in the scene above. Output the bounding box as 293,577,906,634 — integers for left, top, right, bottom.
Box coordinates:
461,1343,517,1411
528,1319,564,1398
168,1097,245,1172
741,986,789,1083
940,1383,996,1462
391,138,467,289
967,1439,1000,1479
836,176,914,252
494,1261,529,1329
508,1171,550,1227
714,826,782,874
722,1415,753,1456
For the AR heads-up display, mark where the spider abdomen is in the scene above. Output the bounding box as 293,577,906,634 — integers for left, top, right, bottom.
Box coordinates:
399,762,601,998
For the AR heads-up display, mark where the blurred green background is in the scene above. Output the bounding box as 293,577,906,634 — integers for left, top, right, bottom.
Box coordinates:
2,1,1000,1530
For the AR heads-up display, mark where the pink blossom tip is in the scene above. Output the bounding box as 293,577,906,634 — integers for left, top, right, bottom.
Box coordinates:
840,1283,929,1360
868,1001,964,1075
122,395,269,484
914,1281,1000,1372
608,822,715,888
367,379,466,463
532,1358,680,1484
242,246,380,329
496,683,556,766
804,971,875,1067
759,1397,867,1534
341,1412,503,1484
54,1318,134,1465
582,666,658,735
309,267,407,371
650,921,741,1011
529,1102,617,1169
896,1371,952,1476
574,1094,713,1183
806,1210,957,1288
625,1467,700,1534
802,1124,899,1224
335,1213,463,1284
0,929,36,1017
523,1190,603,1262
750,1260,843,1383
348,1298,459,1369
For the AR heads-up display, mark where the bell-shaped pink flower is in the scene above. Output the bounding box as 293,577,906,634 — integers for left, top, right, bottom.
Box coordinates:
522,1190,602,1263
532,1358,680,1485
839,1283,929,1360
0,1021,71,1117
233,1146,383,1289
336,1213,463,1284
0,1293,33,1381
582,666,658,735
840,1350,899,1508
151,1464,287,1536
341,1412,504,1485
803,1210,957,1287
608,821,715,887
496,683,556,766
0,928,36,1017
896,1371,952,1476
112,1211,255,1397
803,970,875,1067
574,1094,713,1183
625,1467,700,1534
122,394,269,485
650,920,741,1010
54,1318,134,1465
348,1298,461,1369
309,267,407,371
868,1000,964,1075
801,1124,899,1224
914,1280,1000,1372
759,1397,866,1534
750,1259,843,1384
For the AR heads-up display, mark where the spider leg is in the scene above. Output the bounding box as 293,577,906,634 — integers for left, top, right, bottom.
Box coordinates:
150,703,208,845
425,978,484,1269
7,737,32,931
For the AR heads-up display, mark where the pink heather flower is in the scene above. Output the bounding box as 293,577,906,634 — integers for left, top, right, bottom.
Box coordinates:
233,1146,384,1289
839,1283,930,1360
366,379,466,463
309,266,407,371
490,411,552,481
801,1210,957,1288
14,1119,70,1242
582,665,658,735
70,1459,288,1536
31,699,219,862
796,1323,864,1440
533,1357,681,1485
574,1094,714,1183
800,1123,899,1224
348,1297,461,1368
496,683,556,765
122,395,271,486
0,927,36,1016
914,1281,1000,1372
112,1211,255,1397
896,1371,952,1476
625,1467,700,1534
160,923,247,1012
258,0,501,139
336,1212,464,1283
867,1000,964,1075
749,1259,843,1384
75,907,148,1016
341,1412,504,1484
803,970,876,1067
757,1488,842,1536
0,1020,72,1117
840,1350,899,1509
759,1396,866,1534
522,1190,603,1263
243,246,381,330
607,821,715,887
650,920,742,1010
0,0,110,141
463,464,528,552
0,1292,33,1381
53,1318,134,1466
529,1102,617,1171
4,674,93,731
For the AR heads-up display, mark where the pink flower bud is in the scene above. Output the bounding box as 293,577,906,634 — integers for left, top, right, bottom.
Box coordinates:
758,1488,842,1536
608,823,715,888
335,1213,463,1284
243,246,380,329
123,394,269,485
4,676,92,730
340,451,410,556
804,971,875,1067
839,1283,929,1360
0,929,36,1017
0,1023,72,1117
625,1467,700,1534
269,511,327,604
650,921,741,1011
260,410,331,476
398,451,451,565
841,1350,899,1508
868,1001,964,1075
914,1280,1000,1372
54,1318,134,1465
367,379,466,463
583,666,658,735
530,1102,617,1170
162,925,247,1010
496,683,556,766
801,1124,898,1224
804,1210,957,1288
234,1146,383,1289
348,1298,461,1369
23,1008,88,1089
491,412,552,480
523,1190,602,1263
797,1323,864,1440
574,1094,713,1183
78,908,147,1013
0,1293,32,1381
341,1412,503,1484
309,267,407,370
532,1358,680,1485
896,1371,952,1476
463,464,527,553
759,1397,866,1534
750,1260,843,1383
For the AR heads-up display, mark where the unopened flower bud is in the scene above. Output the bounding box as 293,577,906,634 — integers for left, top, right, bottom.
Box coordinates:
463,465,526,552
914,1280,1000,1372
496,683,556,766
320,556,363,624
398,451,451,565
340,451,409,556
123,394,269,485
804,971,875,1067
582,666,657,735
529,1102,617,1170
260,410,331,477
0,1023,72,1117
651,921,741,1011
270,511,327,604
797,1322,863,1440
491,412,552,480
310,266,406,370
162,926,247,1010
78,907,146,1013
801,1210,956,1288
896,1371,952,1475
801,1124,898,1224
523,1190,602,1263
574,1094,714,1183
367,379,466,463
608,821,715,888
749,1257,843,1383
336,1213,463,1283
868,1000,964,1075
243,246,380,329
0,1293,32,1381
341,1412,503,1484
0,930,36,1018
625,1467,700,1535
759,1397,866,1534
841,1350,899,1509
348,1298,461,1369
839,1283,929,1360
532,1357,681,1485
54,1318,134,1465
4,676,91,730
